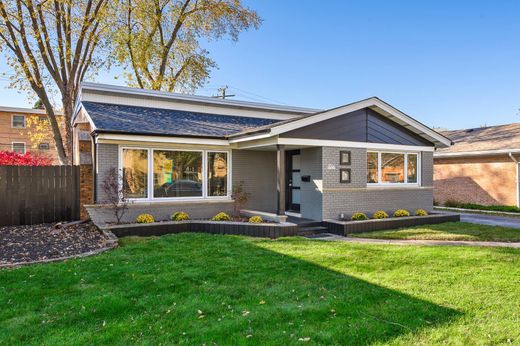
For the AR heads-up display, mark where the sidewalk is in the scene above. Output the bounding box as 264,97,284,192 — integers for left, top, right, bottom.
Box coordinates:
308,233,520,248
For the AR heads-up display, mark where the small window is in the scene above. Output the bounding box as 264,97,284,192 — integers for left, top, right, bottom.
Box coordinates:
39,116,48,123
39,143,50,150
12,115,25,128
12,142,26,154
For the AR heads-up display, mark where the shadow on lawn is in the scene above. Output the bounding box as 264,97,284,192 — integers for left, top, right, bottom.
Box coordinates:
0,234,461,344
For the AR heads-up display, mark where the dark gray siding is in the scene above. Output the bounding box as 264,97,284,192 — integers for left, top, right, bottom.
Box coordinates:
281,108,432,146
232,149,277,213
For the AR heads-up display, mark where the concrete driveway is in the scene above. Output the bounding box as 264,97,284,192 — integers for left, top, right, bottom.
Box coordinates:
442,211,520,229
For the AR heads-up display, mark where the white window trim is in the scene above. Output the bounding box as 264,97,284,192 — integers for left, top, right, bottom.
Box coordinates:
118,145,232,203
367,150,421,187
12,142,26,154
11,114,26,128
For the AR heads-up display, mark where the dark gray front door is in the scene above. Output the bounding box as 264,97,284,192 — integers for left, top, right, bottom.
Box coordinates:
285,150,301,212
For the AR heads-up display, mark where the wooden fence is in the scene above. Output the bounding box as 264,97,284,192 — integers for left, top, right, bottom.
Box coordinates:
0,166,80,226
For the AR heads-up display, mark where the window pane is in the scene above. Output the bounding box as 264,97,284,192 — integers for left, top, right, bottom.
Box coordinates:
367,152,379,183
207,152,228,197
12,115,25,128
154,150,202,198
122,149,148,198
12,143,25,154
407,154,418,183
39,143,50,150
381,153,405,183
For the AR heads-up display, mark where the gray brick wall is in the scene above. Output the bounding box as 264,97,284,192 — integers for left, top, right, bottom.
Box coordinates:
232,149,277,213
300,147,323,220
87,200,235,225
96,143,119,203
320,147,433,220
421,151,433,187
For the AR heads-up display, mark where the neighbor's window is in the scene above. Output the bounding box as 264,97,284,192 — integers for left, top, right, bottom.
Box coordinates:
207,152,228,196
367,152,379,183
367,152,420,185
12,142,26,154
12,115,25,128
39,143,50,150
153,150,202,198
122,148,148,198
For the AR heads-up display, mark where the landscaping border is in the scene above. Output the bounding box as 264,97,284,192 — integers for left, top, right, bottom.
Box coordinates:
323,213,460,235
0,229,118,269
434,206,520,217
104,220,298,239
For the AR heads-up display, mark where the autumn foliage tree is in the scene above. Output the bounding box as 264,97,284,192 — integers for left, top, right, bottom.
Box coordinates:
112,0,261,92
0,0,113,164
0,150,52,166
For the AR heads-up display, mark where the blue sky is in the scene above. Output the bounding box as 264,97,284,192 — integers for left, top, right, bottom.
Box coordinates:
1,0,519,129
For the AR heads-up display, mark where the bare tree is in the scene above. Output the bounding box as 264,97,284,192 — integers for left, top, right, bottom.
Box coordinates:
101,167,131,224
0,0,113,164
231,182,249,218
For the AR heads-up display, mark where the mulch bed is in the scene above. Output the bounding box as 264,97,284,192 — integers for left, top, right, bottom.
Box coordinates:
0,222,110,266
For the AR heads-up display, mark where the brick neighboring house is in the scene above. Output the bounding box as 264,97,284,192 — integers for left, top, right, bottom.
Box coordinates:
434,123,520,207
0,105,65,164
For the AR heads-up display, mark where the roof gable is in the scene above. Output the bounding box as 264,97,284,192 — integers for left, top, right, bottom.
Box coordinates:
230,97,451,148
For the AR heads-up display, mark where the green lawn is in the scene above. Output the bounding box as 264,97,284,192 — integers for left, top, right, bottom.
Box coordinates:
1,233,519,345
350,222,520,242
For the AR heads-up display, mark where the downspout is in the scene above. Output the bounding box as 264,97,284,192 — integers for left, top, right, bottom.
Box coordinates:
509,152,520,208
92,132,98,204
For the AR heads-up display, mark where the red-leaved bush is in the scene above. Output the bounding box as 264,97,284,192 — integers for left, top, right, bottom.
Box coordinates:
0,151,52,166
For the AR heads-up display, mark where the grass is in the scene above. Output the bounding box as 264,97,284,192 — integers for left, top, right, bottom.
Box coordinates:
440,201,520,213
350,222,520,242
0,233,518,345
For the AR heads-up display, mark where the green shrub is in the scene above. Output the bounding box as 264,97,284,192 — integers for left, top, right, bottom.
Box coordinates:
393,209,410,217
248,215,263,223
415,209,428,216
171,211,189,221
441,201,520,213
443,199,460,208
211,212,231,221
136,214,154,223
372,210,389,219
351,212,368,221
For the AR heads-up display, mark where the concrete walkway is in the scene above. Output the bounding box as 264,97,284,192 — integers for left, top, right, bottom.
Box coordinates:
308,233,520,248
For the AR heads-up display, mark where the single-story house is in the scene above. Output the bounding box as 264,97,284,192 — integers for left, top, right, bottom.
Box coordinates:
72,83,451,223
434,123,520,207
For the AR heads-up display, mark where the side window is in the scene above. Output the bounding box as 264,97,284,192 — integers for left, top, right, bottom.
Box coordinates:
12,115,25,128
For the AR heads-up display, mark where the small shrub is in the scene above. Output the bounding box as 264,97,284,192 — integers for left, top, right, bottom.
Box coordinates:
248,215,263,223
171,211,189,221
136,214,154,223
393,209,410,217
415,209,428,216
444,199,460,208
372,210,389,219
211,212,231,221
351,212,368,221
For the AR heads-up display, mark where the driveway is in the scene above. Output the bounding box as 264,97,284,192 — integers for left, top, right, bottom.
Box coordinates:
438,211,520,229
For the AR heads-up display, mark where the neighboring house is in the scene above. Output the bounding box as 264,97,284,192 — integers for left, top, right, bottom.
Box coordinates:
72,83,451,222
0,105,64,164
434,123,520,207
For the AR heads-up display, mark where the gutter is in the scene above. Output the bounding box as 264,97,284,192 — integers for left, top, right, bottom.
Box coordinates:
510,152,520,208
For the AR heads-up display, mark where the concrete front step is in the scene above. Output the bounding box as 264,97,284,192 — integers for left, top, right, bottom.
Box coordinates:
297,226,329,236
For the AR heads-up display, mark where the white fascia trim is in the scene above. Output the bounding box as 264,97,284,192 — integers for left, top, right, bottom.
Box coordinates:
434,149,520,158
228,132,272,143
266,98,451,148
96,133,229,146
81,82,321,114
0,106,63,115
278,138,435,152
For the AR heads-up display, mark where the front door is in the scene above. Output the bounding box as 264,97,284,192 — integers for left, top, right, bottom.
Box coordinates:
285,150,301,212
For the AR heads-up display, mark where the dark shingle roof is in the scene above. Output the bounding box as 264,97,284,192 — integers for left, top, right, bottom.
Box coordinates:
438,122,520,153
82,101,281,138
